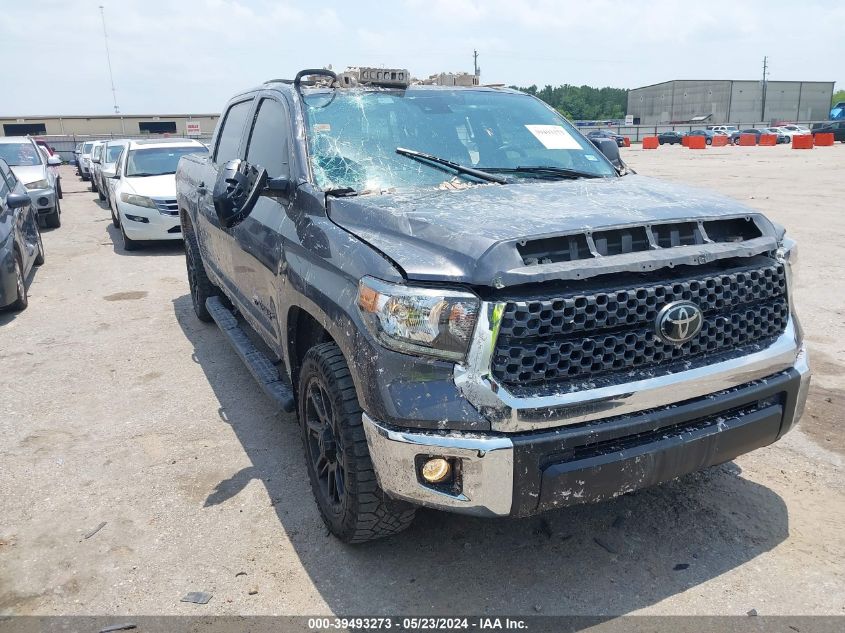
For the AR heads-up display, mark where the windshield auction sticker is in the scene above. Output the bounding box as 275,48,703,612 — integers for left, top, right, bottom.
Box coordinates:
525,124,582,149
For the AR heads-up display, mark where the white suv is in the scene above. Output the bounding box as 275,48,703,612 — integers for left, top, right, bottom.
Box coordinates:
105,138,208,251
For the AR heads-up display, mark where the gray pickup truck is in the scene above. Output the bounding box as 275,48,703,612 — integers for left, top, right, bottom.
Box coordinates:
175,68,809,543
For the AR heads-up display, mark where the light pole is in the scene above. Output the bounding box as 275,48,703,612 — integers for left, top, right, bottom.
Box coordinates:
99,5,120,115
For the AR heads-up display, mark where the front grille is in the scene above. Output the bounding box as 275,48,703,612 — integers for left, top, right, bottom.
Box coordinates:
491,259,788,389
153,198,179,216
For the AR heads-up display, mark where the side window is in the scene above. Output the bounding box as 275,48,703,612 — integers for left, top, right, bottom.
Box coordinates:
214,99,253,165
0,161,10,197
245,98,291,178
115,149,126,176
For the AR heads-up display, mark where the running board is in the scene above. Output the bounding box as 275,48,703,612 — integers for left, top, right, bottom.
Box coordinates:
205,296,295,413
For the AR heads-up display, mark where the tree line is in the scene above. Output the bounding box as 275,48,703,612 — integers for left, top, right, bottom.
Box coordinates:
512,84,628,121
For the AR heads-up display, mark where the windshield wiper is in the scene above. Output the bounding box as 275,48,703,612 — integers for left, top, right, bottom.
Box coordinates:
127,172,167,177
482,166,605,180
325,187,358,197
395,147,506,184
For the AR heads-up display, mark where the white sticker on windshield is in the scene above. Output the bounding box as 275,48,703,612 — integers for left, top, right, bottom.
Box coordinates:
585,154,598,161
525,124,582,150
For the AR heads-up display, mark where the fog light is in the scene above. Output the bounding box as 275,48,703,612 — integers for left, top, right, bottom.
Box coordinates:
38,197,49,206
421,458,451,484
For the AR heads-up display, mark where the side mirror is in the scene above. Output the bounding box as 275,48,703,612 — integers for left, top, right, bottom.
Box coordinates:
590,137,622,169
47,155,62,166
103,168,116,179
6,192,31,209
92,157,101,164
212,159,267,228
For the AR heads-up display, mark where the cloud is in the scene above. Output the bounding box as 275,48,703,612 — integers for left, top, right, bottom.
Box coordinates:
0,0,840,115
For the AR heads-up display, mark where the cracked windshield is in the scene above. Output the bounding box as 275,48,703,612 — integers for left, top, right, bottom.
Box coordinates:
304,89,615,192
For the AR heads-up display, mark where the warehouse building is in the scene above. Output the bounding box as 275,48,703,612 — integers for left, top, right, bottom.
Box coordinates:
627,80,835,125
0,113,219,138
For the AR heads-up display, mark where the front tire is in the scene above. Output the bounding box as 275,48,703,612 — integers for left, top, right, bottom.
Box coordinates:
43,198,61,229
110,202,120,228
298,342,416,543
121,225,138,251
184,230,216,322
34,226,45,266
7,252,28,311
97,180,105,201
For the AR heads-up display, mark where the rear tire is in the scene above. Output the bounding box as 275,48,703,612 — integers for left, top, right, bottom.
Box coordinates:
298,342,416,543
7,252,28,311
184,229,216,322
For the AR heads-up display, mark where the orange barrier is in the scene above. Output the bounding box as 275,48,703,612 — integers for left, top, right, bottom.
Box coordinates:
623,137,631,147
815,132,835,146
712,135,729,147
792,135,814,149
759,134,777,146
687,136,707,149
739,134,757,146
682,136,690,147
642,136,659,149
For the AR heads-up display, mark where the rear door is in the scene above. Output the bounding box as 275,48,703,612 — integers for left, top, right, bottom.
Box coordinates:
195,96,255,296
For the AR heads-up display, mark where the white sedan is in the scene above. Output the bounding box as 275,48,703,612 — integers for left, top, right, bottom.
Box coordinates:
104,138,208,251
777,124,811,138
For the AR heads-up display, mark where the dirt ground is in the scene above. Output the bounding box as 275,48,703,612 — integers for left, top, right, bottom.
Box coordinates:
1,145,843,618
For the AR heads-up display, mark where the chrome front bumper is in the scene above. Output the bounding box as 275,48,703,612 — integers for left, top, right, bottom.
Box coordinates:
364,344,810,517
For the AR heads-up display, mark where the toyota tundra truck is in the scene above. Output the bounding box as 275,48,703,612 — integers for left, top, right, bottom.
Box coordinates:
175,67,810,543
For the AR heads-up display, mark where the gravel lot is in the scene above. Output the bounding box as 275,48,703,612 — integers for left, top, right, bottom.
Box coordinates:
1,145,843,617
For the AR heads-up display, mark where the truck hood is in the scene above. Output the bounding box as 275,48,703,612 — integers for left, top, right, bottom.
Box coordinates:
122,174,176,198
327,175,780,287
10,165,47,186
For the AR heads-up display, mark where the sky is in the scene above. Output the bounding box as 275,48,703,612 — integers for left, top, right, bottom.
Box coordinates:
2,0,843,116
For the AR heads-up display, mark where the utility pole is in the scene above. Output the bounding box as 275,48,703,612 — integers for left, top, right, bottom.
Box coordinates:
761,55,769,123
473,49,479,77
99,5,120,114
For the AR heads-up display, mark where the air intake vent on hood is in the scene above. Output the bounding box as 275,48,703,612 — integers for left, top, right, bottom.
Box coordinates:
517,218,764,266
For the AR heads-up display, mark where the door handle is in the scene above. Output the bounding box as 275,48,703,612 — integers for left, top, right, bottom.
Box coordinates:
198,181,207,195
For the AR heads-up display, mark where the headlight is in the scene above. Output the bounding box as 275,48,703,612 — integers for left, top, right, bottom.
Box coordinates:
25,179,49,190
776,235,797,266
120,193,157,209
357,277,479,361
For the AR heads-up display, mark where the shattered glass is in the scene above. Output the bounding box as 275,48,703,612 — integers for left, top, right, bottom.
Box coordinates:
302,88,615,193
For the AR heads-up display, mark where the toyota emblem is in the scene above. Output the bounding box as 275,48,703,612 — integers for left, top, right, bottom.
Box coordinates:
655,301,703,345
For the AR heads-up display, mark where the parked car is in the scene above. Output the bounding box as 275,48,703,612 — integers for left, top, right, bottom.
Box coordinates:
175,70,808,543
730,128,766,144
687,129,718,145
811,121,845,143
0,158,44,311
89,141,107,194
0,137,62,228
763,128,790,144
778,124,811,137
107,138,207,250
34,139,57,157
706,125,738,136
77,141,96,180
657,131,685,145
96,139,129,203
37,146,63,199
587,129,625,147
